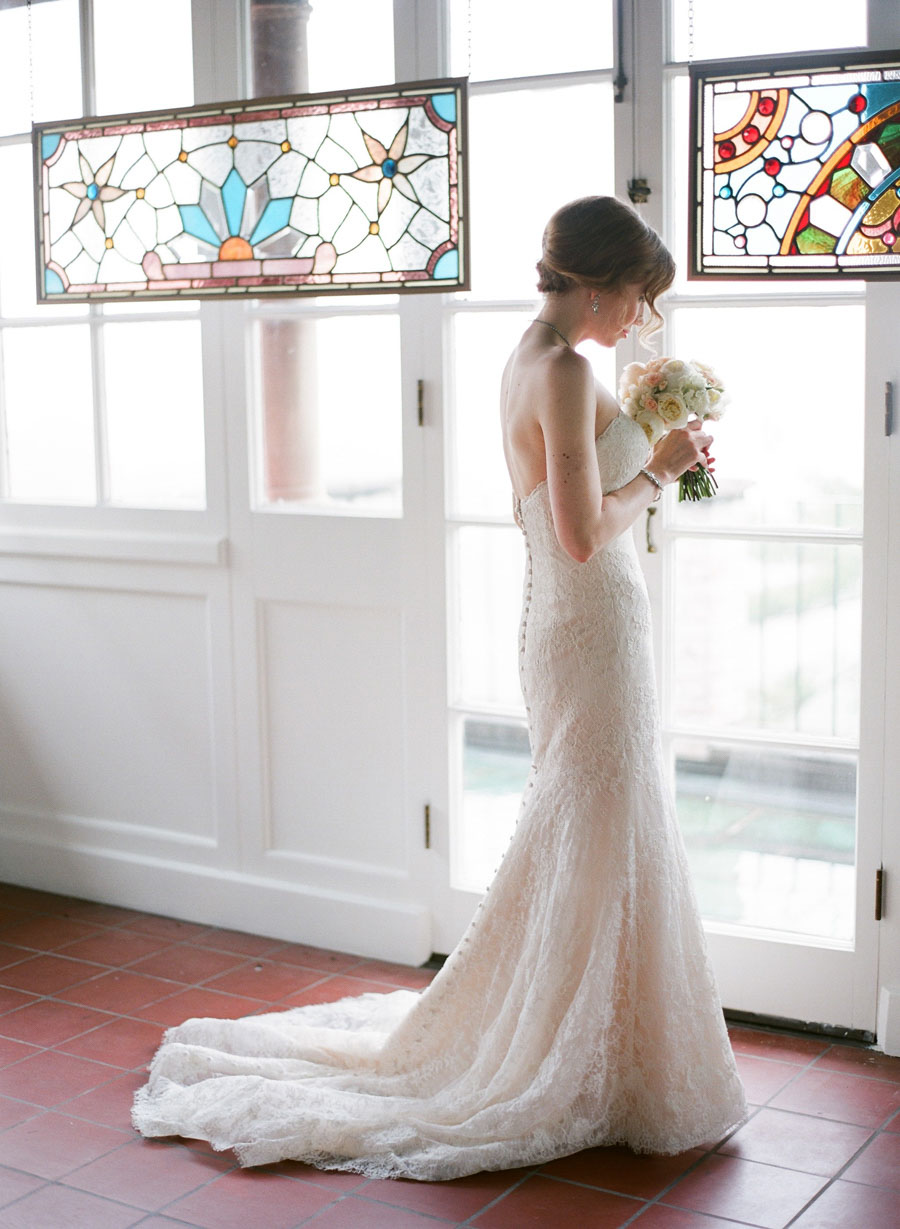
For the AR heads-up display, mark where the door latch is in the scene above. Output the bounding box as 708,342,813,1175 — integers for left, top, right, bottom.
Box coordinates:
645,505,658,553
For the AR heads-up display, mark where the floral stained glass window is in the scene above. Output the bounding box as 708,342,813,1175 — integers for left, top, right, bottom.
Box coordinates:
690,51,900,278
34,79,467,301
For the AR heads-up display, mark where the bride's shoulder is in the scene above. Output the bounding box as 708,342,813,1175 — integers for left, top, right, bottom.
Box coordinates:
594,377,620,416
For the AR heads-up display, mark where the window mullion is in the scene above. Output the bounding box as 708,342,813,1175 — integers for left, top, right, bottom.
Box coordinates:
89,310,109,504
79,0,96,116
0,329,8,499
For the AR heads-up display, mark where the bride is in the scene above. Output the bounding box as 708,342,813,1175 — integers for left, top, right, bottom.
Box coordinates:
133,195,747,1181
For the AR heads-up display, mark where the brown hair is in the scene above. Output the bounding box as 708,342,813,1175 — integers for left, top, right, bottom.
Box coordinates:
536,196,675,338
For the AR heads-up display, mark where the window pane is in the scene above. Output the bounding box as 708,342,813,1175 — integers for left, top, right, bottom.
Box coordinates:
451,311,530,518
675,738,855,942
252,0,394,97
254,315,402,514
307,0,393,93
450,310,617,517
3,324,95,502
454,716,530,893
103,321,205,507
0,0,81,137
102,301,200,317
670,0,865,62
669,304,864,532
450,0,613,80
453,525,524,709
93,0,193,115
0,144,87,320
467,84,614,300
672,538,861,741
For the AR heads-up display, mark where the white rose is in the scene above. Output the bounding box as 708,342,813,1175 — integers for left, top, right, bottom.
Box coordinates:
635,408,666,445
682,385,705,413
656,391,689,427
703,387,728,420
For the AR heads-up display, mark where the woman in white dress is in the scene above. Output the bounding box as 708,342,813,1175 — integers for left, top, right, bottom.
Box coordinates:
133,196,747,1180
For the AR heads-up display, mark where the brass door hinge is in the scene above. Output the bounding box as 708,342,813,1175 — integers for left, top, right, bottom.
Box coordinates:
417,379,425,426
424,803,431,849
875,865,885,921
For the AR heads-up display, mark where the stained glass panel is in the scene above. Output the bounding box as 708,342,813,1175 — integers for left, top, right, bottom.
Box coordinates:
690,51,900,278
34,80,467,302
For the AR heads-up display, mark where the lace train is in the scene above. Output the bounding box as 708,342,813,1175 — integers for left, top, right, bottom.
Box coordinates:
133,413,747,1179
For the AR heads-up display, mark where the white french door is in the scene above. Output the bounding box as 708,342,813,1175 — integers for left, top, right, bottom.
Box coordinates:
430,0,895,1035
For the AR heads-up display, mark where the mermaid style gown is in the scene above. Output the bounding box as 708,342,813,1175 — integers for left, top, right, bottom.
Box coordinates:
133,412,747,1180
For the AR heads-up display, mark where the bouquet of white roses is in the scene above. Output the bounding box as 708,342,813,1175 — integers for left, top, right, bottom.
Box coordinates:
618,357,727,501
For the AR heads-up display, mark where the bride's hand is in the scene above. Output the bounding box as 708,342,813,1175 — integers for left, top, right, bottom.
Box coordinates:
649,419,714,484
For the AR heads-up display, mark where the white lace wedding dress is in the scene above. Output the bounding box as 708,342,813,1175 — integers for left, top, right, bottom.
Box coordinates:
133,412,747,1180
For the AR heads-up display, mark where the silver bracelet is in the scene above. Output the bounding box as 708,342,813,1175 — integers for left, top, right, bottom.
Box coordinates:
639,467,664,501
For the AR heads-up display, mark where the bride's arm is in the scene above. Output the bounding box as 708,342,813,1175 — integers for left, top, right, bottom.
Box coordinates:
542,355,711,563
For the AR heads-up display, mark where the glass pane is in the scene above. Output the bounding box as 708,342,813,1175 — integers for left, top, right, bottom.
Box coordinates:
671,539,861,741
454,716,530,893
675,738,856,942
0,144,87,320
3,324,95,502
450,310,616,517
93,0,194,115
668,304,864,532
0,0,81,137
254,315,402,514
102,300,199,317
453,525,525,709
450,0,613,80
670,0,865,62
467,84,613,300
103,321,205,507
252,0,394,97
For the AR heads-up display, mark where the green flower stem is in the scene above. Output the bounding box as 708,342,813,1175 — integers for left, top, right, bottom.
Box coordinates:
677,468,718,502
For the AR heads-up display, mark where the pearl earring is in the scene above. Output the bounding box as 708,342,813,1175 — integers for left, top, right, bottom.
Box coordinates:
591,297,600,314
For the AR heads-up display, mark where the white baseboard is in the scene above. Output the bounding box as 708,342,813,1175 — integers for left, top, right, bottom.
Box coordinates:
0,834,433,966
877,985,900,1055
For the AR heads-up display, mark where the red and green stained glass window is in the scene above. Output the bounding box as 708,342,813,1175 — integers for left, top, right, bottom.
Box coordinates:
690,51,900,278
34,79,467,301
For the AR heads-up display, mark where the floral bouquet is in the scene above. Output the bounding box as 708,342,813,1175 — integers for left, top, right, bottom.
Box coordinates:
618,357,727,501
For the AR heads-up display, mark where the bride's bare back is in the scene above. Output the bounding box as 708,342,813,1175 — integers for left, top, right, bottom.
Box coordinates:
499,329,621,504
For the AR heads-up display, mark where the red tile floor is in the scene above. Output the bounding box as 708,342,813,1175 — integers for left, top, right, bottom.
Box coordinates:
1,882,899,1229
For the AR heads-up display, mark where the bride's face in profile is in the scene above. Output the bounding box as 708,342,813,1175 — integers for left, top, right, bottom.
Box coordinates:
589,282,646,347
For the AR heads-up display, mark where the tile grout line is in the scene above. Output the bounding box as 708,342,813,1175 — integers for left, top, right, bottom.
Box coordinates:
454,1165,544,1227
781,1120,900,1226
4,889,900,1229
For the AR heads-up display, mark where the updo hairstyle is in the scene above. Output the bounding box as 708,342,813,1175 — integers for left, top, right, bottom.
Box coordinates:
536,196,675,338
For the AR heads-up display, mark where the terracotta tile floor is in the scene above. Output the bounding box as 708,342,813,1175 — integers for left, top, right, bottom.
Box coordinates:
1,883,898,1229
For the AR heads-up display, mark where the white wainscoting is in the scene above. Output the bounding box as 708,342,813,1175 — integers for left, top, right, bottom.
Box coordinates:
0,581,217,837
0,543,433,966
260,600,407,871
